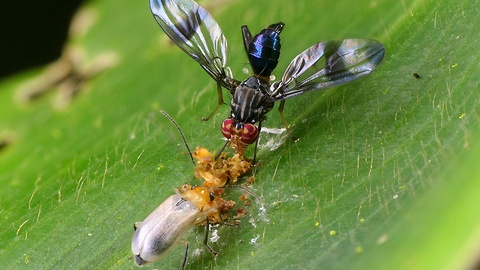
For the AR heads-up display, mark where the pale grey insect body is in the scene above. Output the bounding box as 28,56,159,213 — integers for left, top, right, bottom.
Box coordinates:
131,194,202,265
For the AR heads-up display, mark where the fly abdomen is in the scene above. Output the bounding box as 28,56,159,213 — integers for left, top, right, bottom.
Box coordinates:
247,23,284,77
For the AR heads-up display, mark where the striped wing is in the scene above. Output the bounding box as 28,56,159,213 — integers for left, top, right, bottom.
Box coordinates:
271,39,385,100
150,0,234,87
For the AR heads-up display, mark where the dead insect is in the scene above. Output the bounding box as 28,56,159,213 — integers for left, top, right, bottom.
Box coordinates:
131,184,236,267
131,110,257,268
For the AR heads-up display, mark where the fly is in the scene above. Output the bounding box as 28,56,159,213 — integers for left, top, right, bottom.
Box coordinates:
150,0,385,161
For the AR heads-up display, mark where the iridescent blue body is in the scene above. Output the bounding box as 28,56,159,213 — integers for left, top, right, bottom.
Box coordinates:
245,23,284,77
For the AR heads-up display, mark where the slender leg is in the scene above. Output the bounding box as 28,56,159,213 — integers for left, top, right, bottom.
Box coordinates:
241,25,253,54
252,120,262,165
202,81,224,121
203,219,219,256
222,185,261,201
278,100,299,142
214,140,230,160
179,242,189,270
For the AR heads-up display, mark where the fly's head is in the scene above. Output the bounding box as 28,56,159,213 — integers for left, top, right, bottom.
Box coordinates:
221,118,259,145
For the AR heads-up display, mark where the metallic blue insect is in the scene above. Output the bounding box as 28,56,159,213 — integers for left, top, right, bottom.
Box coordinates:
243,23,284,78
150,0,385,160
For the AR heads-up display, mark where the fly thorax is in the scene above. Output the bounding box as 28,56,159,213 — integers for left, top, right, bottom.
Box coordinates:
231,76,271,123
231,86,266,124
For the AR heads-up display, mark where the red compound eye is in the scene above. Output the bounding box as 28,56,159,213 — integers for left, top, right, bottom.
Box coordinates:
241,123,259,144
221,119,235,139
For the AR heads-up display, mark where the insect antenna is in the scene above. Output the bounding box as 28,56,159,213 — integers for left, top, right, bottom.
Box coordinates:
222,185,261,201
160,110,195,166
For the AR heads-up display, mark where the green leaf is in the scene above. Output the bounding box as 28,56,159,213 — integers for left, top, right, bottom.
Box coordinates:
1,0,479,269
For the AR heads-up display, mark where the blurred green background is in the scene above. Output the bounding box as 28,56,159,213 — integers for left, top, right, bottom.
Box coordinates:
0,0,479,269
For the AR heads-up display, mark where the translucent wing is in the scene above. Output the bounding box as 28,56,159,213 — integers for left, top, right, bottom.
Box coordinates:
150,0,234,87
271,39,385,100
